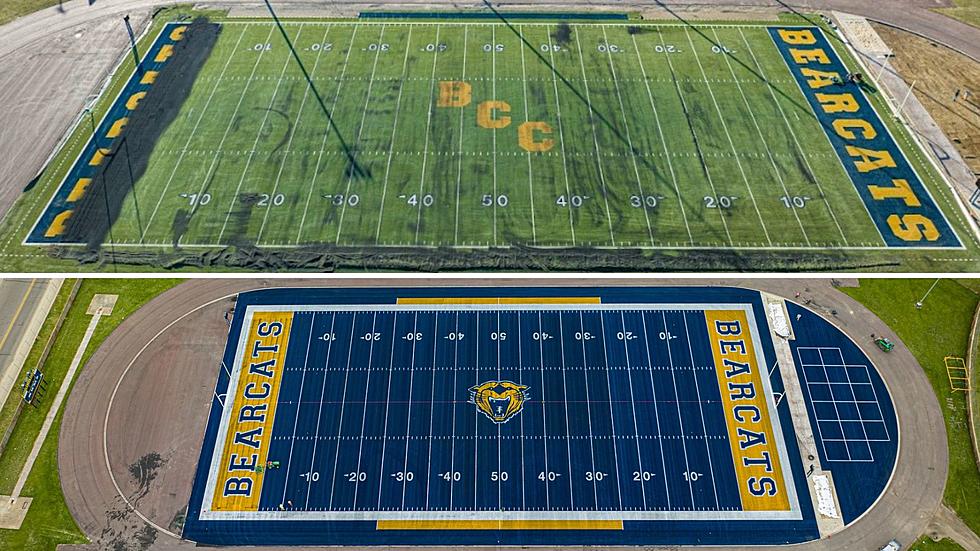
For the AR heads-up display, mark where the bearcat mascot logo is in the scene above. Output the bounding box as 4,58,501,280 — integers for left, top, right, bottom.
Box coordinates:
469,380,529,424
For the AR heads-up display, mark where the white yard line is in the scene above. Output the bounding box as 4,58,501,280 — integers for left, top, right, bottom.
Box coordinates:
661,311,695,505
375,27,415,244
424,312,441,510
681,313,721,509
597,313,624,509
619,311,648,510
517,26,537,245
413,26,442,245
738,28,849,246
712,28,809,246
257,25,334,245
399,312,420,509
303,313,336,509
576,311,600,506
295,27,359,244
655,31,734,246
557,313,575,509
685,27,772,245
452,28,469,246
280,313,317,505
536,311,552,509
573,32,616,246
636,312,670,507
448,311,460,509
351,312,379,508
491,26,498,246
216,25,307,244
375,313,400,510
542,31,578,246
11,312,101,499
139,25,250,244
630,34,693,245
335,25,388,244
327,313,358,511
601,27,654,247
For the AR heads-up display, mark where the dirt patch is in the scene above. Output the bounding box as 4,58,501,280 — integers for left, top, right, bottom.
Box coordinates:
62,18,220,248
873,22,980,175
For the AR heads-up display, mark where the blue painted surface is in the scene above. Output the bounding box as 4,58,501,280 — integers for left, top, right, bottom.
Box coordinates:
182,286,896,546
769,26,960,248
27,23,185,245
786,302,899,523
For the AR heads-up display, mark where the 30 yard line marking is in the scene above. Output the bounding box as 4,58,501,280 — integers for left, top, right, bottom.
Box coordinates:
602,27,654,248
138,24,250,243
413,26,442,245
452,27,469,246
217,25,306,244
656,30,733,246
517,26,538,245
335,25,387,244
424,312,440,510
631,34,693,245
304,312,337,509
573,32,617,246
375,312,399,510
598,312,625,509
296,26,359,244
711,28,809,246
543,28,577,246
576,311,600,507
685,27,772,246
375,27,415,244
399,312,420,509
257,24,334,244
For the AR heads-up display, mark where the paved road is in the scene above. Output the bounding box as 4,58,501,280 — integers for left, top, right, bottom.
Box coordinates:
0,278,44,402
58,277,948,551
1,0,979,226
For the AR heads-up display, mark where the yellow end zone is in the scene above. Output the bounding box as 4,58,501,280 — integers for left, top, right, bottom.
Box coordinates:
67,179,91,202
210,311,293,512
44,210,72,237
704,310,789,512
397,297,601,304
377,520,622,530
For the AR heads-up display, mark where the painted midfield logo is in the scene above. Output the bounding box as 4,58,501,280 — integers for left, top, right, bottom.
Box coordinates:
468,380,529,424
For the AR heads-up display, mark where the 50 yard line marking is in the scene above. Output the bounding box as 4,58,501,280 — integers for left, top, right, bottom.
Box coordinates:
375,27,415,244
138,24,253,243
335,24,387,244
296,26,359,245
413,26,442,245
685,27,772,246
257,24,334,245
217,25,307,244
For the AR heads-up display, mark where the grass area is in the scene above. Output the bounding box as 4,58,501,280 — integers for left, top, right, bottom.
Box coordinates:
0,0,58,26
937,1,980,29
911,536,967,551
842,279,980,537
0,9,976,272
0,278,183,551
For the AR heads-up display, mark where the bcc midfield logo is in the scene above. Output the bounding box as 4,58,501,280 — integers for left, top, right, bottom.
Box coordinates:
469,380,529,424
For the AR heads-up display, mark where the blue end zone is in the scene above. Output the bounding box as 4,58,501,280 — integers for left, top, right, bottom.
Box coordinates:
786,303,898,523
181,287,897,546
26,22,186,245
769,27,960,248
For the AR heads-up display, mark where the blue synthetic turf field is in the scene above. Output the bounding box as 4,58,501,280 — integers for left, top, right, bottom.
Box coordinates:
183,286,896,546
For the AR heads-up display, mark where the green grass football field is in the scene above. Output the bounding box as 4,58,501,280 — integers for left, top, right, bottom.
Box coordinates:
68,20,889,248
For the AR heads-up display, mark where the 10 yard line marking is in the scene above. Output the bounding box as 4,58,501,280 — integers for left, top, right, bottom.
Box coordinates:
681,313,721,509
712,28,809,246
573,33,617,246
631,34,694,245
217,25,307,244
518,26,537,245
257,24,334,244
139,24,250,244
660,311,696,506
685,27,772,246
413,27,442,245
375,27,415,244
281,313,317,507
296,27,359,244
303,313,337,509
738,28,849,245
602,27,654,248
335,25,387,244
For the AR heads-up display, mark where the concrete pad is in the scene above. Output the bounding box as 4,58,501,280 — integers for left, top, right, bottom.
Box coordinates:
0,496,32,529
87,294,117,316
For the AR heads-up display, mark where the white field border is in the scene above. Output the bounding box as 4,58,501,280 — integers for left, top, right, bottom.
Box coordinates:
199,301,802,523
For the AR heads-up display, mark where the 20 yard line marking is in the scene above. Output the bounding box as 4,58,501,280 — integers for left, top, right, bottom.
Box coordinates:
351,312,380,509
216,25,307,244
640,312,671,509
685,27,772,246
327,313,359,511
139,24,250,243
257,24,334,244
573,32,617,246
601,27,654,248
738,28,849,245
335,25,387,244
375,27,415,244
631,34,694,246
296,27,359,244
303,312,337,509
712,28,809,246
620,312,648,510
413,26,442,245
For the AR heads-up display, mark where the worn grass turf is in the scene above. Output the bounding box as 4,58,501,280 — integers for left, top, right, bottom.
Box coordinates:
910,536,967,551
937,1,980,29
0,0,58,26
842,279,980,537
0,278,182,551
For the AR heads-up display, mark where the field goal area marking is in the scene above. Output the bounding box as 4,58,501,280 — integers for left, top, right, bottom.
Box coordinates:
199,301,802,523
